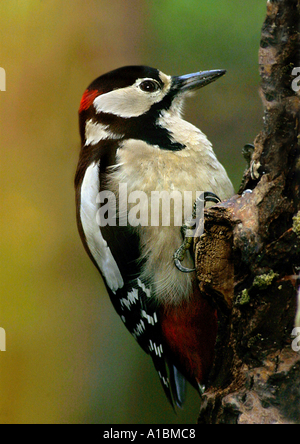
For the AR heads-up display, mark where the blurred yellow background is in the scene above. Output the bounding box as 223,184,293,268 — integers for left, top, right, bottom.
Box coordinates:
0,0,266,424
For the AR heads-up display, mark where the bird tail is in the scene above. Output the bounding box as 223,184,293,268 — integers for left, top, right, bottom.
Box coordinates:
169,365,187,408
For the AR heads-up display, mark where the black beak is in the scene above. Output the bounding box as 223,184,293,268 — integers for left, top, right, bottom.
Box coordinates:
173,69,226,93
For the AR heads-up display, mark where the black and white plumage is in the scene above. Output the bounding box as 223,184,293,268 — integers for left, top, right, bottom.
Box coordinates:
75,66,234,408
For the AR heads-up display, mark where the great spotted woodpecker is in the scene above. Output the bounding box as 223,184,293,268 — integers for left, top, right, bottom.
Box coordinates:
75,66,234,408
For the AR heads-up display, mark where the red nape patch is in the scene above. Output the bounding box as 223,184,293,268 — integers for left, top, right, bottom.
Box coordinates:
79,89,99,112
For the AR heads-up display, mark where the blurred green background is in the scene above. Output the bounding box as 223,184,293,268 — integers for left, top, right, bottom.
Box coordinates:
0,0,266,424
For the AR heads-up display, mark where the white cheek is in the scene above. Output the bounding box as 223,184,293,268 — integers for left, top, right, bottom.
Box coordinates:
93,84,166,118
93,87,152,117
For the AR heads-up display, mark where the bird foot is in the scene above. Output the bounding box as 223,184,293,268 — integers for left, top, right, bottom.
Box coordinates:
242,143,255,168
174,192,221,273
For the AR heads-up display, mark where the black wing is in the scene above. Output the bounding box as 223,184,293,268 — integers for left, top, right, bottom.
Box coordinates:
100,219,178,408
76,148,185,408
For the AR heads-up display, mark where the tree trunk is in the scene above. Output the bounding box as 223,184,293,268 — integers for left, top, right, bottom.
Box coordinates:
195,0,300,424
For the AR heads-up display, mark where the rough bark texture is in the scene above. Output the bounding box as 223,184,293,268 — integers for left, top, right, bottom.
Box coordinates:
195,0,300,424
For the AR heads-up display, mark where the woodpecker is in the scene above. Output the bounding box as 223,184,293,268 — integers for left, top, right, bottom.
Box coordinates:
75,65,234,408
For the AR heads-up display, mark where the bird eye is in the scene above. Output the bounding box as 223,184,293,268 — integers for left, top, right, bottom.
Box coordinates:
139,80,160,93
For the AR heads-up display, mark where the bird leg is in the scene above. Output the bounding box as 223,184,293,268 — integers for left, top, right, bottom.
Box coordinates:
174,192,221,273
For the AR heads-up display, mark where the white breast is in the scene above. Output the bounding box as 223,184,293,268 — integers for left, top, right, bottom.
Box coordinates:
80,161,124,293
106,124,234,305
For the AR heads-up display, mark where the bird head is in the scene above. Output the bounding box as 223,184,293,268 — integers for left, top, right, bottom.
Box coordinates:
78,66,226,149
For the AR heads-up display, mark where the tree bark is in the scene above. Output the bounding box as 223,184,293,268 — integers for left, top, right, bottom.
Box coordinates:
196,0,300,424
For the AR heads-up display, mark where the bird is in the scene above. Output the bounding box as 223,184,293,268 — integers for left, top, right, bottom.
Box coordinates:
75,65,234,408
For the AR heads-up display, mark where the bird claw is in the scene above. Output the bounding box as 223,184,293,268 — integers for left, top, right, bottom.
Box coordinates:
174,258,196,274
174,245,196,273
242,143,255,168
174,192,221,273
197,383,206,395
202,191,222,205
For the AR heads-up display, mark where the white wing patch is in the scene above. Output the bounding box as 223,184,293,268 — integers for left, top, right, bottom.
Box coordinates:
137,278,151,298
120,288,139,310
149,340,163,358
80,161,124,293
